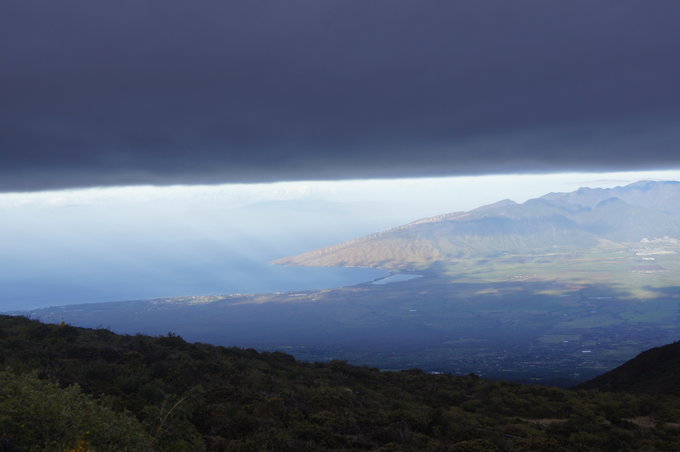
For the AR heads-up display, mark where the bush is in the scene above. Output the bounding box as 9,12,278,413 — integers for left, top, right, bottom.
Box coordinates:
0,370,151,451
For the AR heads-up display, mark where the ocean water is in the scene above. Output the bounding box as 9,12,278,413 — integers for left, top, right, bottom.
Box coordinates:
0,255,384,312
0,201,392,311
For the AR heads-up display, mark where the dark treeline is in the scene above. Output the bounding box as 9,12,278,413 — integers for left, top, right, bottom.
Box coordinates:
1,315,679,451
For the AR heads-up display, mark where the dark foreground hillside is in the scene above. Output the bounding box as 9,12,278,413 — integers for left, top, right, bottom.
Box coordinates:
1,315,680,451
577,340,680,396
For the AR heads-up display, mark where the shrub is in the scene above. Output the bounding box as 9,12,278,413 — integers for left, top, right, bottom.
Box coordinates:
0,370,151,451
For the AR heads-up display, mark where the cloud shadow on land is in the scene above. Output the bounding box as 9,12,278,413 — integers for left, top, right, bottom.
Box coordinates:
23,278,680,384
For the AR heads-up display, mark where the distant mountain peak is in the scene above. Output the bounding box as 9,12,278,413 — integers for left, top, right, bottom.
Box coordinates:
595,197,627,208
575,186,596,193
626,180,680,190
475,199,517,210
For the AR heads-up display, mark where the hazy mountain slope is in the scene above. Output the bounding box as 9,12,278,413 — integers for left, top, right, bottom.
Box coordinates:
576,197,680,242
542,180,680,214
274,181,680,269
577,340,680,396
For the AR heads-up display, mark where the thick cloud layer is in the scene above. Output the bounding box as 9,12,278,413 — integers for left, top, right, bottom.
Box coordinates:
2,0,680,191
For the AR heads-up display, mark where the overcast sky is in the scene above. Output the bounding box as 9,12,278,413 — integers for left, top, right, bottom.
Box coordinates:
2,0,680,192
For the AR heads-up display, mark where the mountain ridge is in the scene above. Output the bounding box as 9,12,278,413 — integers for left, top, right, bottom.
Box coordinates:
273,181,680,269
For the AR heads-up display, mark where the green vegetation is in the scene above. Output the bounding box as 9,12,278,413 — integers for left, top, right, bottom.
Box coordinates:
2,315,680,451
0,370,150,451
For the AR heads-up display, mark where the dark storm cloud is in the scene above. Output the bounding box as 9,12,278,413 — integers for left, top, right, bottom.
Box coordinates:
2,0,680,191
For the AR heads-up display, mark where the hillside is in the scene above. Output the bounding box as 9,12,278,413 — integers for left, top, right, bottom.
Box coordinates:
273,181,680,269
577,340,680,396
2,315,680,451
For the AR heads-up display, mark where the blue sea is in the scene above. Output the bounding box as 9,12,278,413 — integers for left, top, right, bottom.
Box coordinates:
0,201,392,311
0,248,385,311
